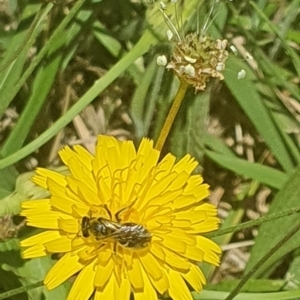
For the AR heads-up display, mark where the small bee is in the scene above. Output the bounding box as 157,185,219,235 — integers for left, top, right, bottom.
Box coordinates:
81,205,152,249
81,216,120,239
110,222,152,248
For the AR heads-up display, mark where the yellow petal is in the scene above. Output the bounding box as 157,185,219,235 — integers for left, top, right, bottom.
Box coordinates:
154,153,176,181
95,135,122,177
76,179,100,206
171,195,198,210
119,139,136,169
25,211,71,229
194,203,218,215
135,139,160,184
71,236,85,249
146,172,178,200
168,268,193,300
44,237,72,253
94,273,115,299
144,190,181,211
133,263,158,300
127,254,144,292
97,245,112,265
149,243,166,261
181,264,205,292
174,210,207,222
123,248,133,268
21,199,51,213
183,175,204,192
65,157,97,194
168,171,190,191
162,246,190,270
184,178,209,200
196,236,221,266
167,228,196,245
77,245,98,261
190,217,220,233
44,252,84,290
21,231,61,248
137,251,164,281
22,244,47,258
59,146,94,184
173,154,198,174
149,271,169,295
48,178,88,214
67,260,96,300
184,245,205,261
73,145,94,167
155,233,186,253
94,257,114,288
32,168,66,189
114,271,131,300
58,218,80,234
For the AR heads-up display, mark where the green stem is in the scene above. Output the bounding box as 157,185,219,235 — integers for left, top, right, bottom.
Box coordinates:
0,281,43,300
155,81,188,151
207,205,300,238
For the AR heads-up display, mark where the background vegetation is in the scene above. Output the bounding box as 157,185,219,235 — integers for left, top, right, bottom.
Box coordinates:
0,0,300,299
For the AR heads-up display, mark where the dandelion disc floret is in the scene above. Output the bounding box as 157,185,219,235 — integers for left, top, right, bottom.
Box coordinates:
21,135,221,300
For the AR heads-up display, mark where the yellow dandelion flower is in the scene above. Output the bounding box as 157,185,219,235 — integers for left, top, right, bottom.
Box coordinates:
21,135,221,300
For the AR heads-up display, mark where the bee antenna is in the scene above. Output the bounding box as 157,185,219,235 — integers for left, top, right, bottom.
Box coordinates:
102,204,112,219
115,198,138,222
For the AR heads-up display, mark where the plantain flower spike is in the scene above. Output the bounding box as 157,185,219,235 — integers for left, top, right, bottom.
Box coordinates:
167,33,228,92
157,1,229,92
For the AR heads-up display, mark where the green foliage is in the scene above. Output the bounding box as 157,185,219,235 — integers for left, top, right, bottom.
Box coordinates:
0,0,300,299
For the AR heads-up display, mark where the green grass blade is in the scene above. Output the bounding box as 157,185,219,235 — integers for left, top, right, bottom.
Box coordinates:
0,4,53,116
245,165,300,276
0,43,63,157
131,57,159,140
192,289,300,300
0,30,157,170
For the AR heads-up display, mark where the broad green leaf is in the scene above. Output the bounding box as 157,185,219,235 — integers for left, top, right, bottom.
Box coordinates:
0,167,68,216
0,239,69,300
0,171,48,216
245,166,300,276
205,149,287,189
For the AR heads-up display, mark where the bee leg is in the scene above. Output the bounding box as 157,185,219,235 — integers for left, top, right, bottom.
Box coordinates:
115,198,138,222
103,204,112,219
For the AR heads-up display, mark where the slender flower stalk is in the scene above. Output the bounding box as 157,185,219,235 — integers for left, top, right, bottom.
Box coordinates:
155,3,228,151
21,135,221,300
155,80,188,151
